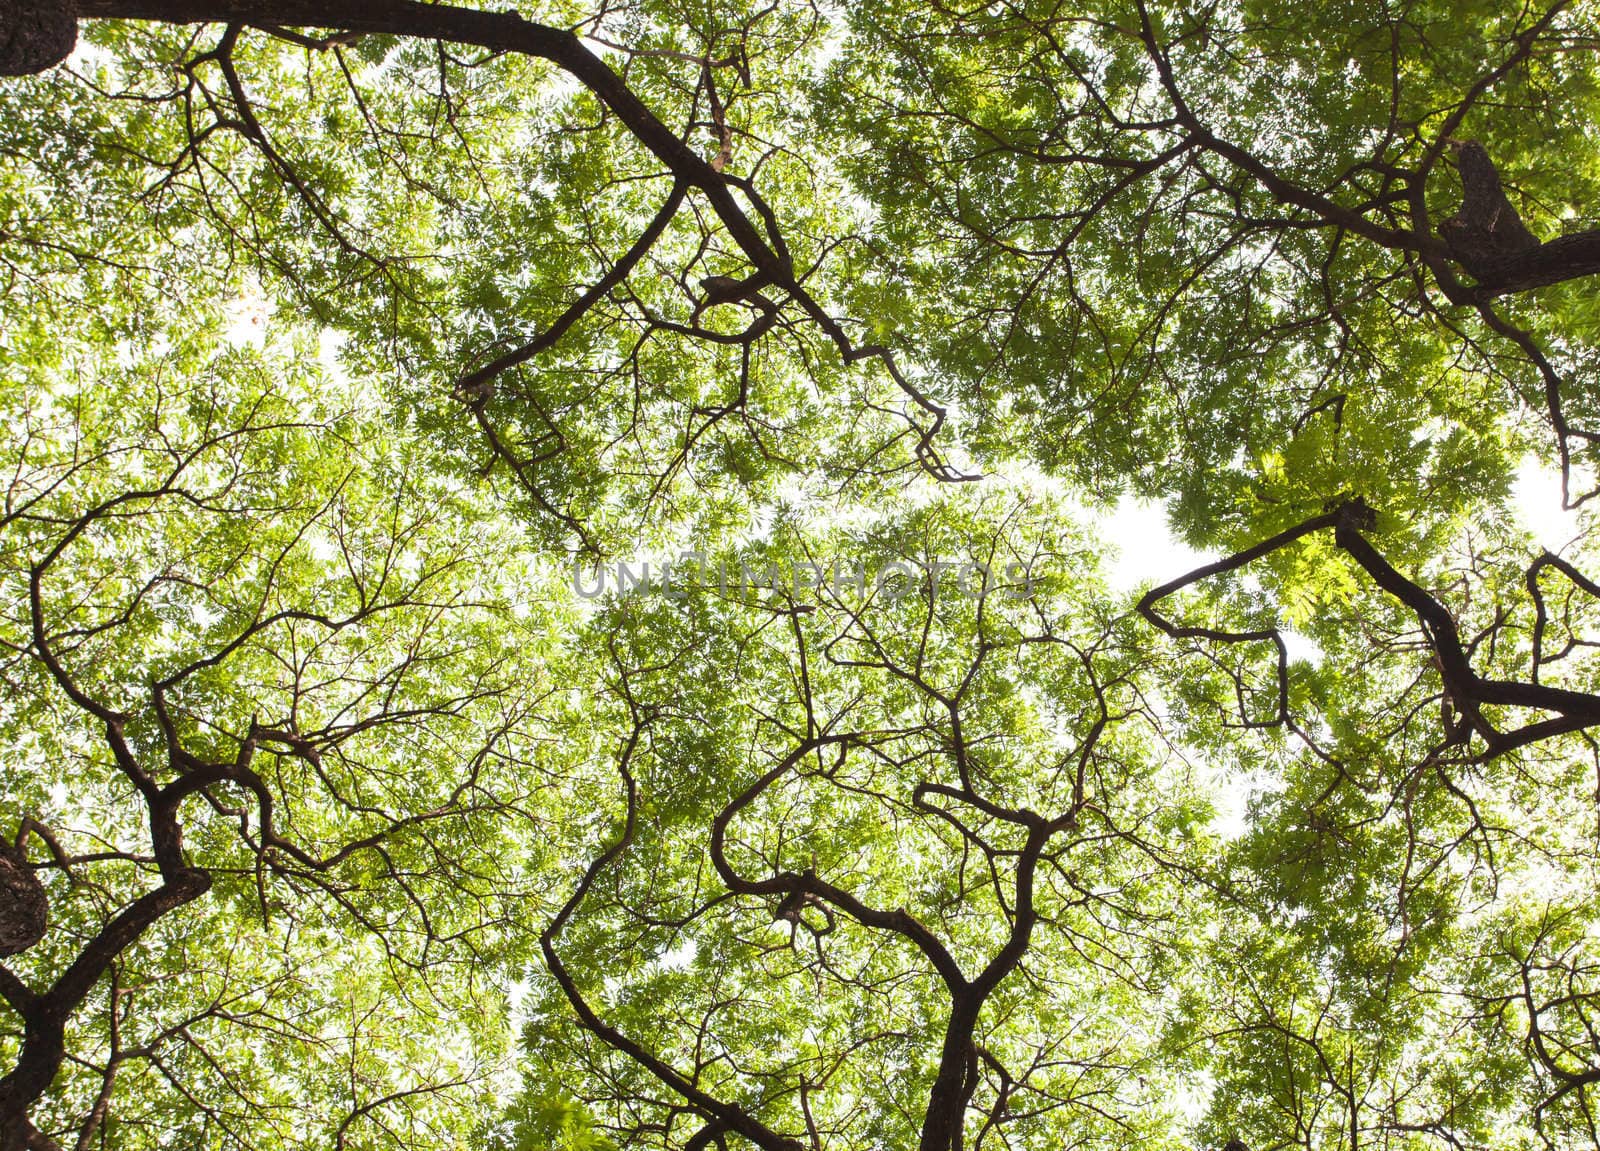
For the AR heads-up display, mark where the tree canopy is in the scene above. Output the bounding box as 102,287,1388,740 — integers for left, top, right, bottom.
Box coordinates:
5,1,1600,1149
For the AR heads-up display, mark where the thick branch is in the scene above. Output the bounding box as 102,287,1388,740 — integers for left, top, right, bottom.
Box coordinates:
1457,230,1600,297
0,844,46,959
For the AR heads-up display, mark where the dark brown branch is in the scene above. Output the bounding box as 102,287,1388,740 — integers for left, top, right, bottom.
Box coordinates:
539,727,806,1151
454,179,689,398
708,737,968,992
1132,0,1439,261
1458,229,1600,297
0,865,210,1148
0,842,46,959
68,0,967,478
1437,140,1600,297
1141,499,1600,758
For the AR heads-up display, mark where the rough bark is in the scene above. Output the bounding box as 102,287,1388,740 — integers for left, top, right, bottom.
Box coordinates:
1438,140,1600,297
0,0,77,76
1444,140,1540,253
1454,229,1600,297
0,844,45,958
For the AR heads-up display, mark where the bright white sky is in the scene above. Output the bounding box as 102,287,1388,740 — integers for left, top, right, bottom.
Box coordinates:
1514,453,1586,553
1099,452,1587,592
1097,495,1209,592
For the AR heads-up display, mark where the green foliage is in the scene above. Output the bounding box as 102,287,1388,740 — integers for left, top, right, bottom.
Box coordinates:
5,1,1600,1149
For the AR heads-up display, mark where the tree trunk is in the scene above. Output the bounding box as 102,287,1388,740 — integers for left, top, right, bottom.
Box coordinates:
0,0,77,76
1454,230,1600,297
1437,140,1600,298
0,844,45,957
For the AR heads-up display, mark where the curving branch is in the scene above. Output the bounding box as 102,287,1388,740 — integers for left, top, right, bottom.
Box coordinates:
53,0,970,481
0,402,539,1146
1140,498,1600,758
539,717,810,1151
